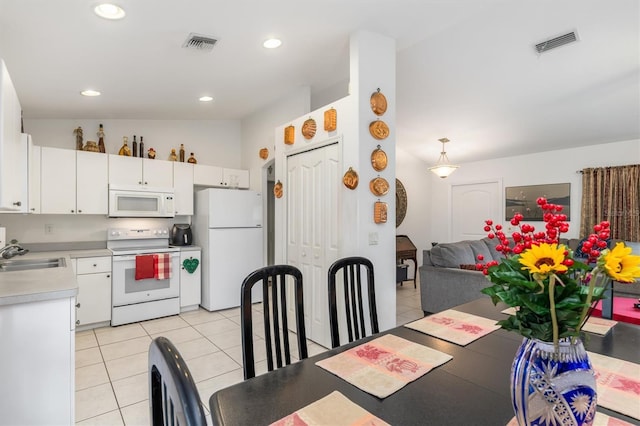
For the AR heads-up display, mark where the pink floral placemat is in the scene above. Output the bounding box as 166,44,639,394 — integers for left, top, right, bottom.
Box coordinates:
506,411,635,425
501,307,618,336
404,309,501,346
588,352,640,420
581,317,618,335
270,391,390,426
315,334,452,398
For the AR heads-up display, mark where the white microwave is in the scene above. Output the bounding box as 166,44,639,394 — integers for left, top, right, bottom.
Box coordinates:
108,185,175,218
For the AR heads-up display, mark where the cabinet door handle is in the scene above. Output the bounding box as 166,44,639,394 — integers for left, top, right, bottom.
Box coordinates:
76,320,80,325
71,209,75,213
106,274,110,278
144,181,148,185
76,303,81,308
138,181,142,185
13,201,21,206
30,208,35,211
78,210,82,213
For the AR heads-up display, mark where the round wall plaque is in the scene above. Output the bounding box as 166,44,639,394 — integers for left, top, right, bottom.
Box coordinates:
371,146,388,171
369,177,389,196
369,120,389,140
302,118,317,140
370,89,388,116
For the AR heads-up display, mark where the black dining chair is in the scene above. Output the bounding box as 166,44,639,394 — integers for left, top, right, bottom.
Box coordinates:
328,256,379,348
149,336,207,426
241,264,308,380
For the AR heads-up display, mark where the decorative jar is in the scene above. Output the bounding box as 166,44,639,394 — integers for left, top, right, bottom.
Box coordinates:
511,337,596,426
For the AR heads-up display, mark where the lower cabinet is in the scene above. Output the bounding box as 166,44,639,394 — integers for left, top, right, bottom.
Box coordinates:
180,248,201,311
75,256,112,328
0,296,75,424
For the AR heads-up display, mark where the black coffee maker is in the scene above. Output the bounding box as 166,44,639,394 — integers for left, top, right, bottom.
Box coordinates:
170,224,193,246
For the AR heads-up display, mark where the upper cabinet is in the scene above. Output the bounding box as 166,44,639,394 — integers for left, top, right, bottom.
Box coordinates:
193,164,249,189
0,60,28,211
173,162,194,215
108,155,173,188
40,147,108,214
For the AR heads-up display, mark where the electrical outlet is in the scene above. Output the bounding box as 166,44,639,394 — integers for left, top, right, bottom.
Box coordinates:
45,224,54,235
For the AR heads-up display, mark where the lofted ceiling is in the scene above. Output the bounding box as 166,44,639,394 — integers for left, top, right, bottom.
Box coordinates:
0,0,638,165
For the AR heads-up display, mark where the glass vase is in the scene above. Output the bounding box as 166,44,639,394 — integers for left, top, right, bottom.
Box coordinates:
510,337,597,425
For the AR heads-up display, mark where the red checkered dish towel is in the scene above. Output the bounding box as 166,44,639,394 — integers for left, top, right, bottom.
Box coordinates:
153,253,172,280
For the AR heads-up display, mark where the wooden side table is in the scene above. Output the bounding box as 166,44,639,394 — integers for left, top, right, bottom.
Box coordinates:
396,235,417,288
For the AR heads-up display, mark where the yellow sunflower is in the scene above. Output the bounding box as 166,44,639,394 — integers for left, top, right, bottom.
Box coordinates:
599,242,640,283
518,243,568,277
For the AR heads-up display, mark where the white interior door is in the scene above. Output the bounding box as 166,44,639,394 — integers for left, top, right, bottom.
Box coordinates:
451,181,501,242
286,143,339,348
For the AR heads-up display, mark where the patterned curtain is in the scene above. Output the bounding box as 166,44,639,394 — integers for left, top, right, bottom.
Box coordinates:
580,164,640,241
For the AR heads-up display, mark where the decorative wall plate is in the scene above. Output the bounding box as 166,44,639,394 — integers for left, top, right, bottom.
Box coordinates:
370,89,388,116
396,178,407,227
302,118,317,139
374,201,388,224
342,167,359,190
324,108,337,132
369,120,389,140
284,126,295,145
273,180,283,198
259,147,269,159
370,145,388,171
369,177,389,196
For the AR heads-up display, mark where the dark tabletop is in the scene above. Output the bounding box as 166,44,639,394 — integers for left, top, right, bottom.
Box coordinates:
209,297,640,426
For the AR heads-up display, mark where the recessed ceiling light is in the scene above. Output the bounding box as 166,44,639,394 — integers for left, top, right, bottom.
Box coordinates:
263,38,282,49
199,96,214,102
81,90,101,97
94,4,126,20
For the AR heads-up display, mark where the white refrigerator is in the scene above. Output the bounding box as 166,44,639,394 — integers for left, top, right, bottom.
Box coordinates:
194,188,264,311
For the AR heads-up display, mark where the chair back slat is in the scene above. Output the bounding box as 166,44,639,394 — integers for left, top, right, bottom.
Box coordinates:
149,336,206,426
328,256,379,348
241,264,308,380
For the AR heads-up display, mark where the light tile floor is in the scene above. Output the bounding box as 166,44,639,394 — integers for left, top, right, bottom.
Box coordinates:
75,281,423,425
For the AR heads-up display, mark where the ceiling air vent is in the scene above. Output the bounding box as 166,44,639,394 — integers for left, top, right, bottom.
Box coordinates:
182,33,218,51
534,31,578,54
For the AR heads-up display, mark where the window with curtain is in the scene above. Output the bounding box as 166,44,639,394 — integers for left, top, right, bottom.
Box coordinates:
580,164,640,241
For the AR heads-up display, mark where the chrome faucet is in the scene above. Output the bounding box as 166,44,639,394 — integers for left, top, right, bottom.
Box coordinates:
0,244,29,259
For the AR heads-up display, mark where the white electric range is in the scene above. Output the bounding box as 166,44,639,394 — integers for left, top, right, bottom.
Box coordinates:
107,228,181,326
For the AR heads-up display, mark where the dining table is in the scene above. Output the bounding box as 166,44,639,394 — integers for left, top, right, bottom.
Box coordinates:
209,297,640,426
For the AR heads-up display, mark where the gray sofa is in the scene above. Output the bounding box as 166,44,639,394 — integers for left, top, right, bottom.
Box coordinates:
419,238,500,314
419,238,639,315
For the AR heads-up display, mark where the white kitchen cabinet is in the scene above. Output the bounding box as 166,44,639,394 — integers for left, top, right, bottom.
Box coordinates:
193,164,249,189
41,147,108,214
179,248,201,311
0,296,75,424
76,151,109,214
28,139,40,213
108,154,173,188
193,164,223,186
223,167,249,189
173,161,194,215
108,154,142,186
41,147,76,213
144,158,173,187
75,256,112,328
0,60,27,211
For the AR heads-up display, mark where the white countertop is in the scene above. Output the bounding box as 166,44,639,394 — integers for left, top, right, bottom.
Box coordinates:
0,249,110,307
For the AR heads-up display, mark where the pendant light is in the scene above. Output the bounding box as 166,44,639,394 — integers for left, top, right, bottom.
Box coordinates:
429,138,459,178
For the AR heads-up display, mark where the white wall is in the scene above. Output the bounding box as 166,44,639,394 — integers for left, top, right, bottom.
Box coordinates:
24,119,241,167
241,87,311,191
393,138,639,267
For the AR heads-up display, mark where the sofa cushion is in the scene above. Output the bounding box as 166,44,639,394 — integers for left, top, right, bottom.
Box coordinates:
430,241,476,268
468,239,493,263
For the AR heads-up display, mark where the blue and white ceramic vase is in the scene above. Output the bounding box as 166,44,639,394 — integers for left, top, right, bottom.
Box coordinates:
510,337,597,426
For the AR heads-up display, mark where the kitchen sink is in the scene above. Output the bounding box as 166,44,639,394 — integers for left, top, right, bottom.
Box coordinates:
0,257,66,272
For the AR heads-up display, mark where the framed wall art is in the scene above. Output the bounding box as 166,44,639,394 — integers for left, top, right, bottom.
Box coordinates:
505,183,570,221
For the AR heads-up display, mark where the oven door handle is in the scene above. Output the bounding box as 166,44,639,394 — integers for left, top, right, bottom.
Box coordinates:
112,253,179,262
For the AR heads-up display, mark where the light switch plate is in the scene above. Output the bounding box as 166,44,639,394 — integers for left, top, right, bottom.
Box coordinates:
368,232,378,245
